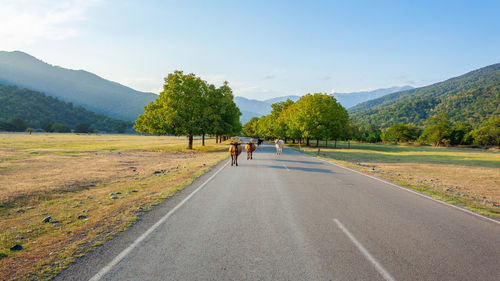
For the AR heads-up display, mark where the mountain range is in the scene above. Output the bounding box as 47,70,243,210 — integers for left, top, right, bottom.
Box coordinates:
2,50,496,130
0,51,156,121
0,84,128,131
350,63,500,127
235,86,413,124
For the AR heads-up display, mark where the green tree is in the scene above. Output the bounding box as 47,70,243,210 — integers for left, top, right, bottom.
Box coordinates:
292,93,348,146
113,121,128,133
135,71,207,149
269,99,295,141
418,114,451,146
75,123,92,133
243,117,259,137
359,124,382,143
0,121,13,131
256,115,273,139
469,115,500,147
214,82,241,141
9,118,27,132
134,71,241,149
51,123,71,133
385,123,421,143
42,122,54,132
449,122,473,145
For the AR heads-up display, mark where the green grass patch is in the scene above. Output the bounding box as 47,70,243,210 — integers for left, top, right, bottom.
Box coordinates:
289,141,500,168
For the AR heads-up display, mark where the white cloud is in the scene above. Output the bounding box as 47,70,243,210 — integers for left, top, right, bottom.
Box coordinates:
0,0,100,48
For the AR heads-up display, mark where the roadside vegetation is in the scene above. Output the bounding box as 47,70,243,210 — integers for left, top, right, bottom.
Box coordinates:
0,133,228,280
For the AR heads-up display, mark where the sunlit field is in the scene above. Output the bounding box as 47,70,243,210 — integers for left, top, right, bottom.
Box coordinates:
289,141,500,218
0,133,228,280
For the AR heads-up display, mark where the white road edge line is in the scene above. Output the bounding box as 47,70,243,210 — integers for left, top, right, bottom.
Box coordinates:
315,157,500,226
334,219,396,281
88,160,230,281
283,164,290,171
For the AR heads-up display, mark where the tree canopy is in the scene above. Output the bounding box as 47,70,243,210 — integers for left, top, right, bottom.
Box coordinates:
134,71,241,149
243,93,349,146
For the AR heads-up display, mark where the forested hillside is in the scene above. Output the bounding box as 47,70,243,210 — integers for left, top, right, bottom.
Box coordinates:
0,84,130,131
350,63,500,127
0,51,156,120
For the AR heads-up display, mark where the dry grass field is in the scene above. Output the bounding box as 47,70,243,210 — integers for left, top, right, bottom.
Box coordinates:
0,133,228,280
289,141,500,218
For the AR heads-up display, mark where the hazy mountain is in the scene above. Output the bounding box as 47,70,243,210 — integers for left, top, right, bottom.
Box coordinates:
234,97,272,124
332,86,413,108
236,86,413,124
0,51,157,121
350,63,500,127
264,95,301,104
0,84,129,131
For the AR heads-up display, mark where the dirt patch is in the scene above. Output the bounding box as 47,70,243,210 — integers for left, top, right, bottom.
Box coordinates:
365,162,500,208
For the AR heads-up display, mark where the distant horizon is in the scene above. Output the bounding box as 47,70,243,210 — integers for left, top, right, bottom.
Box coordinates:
2,49,419,102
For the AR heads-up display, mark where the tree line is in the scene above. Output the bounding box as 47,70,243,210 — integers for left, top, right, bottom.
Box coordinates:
243,93,350,146
352,113,499,147
242,92,498,148
134,71,242,149
0,117,124,134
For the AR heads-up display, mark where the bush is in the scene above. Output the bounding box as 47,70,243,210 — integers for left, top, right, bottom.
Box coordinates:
74,123,92,133
51,123,71,133
42,122,55,132
0,118,27,132
113,121,128,133
469,115,500,147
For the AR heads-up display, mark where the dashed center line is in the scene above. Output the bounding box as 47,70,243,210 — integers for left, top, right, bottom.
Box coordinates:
334,219,396,281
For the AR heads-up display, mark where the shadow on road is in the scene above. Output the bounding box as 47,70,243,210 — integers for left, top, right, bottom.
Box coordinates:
273,159,323,165
265,165,332,173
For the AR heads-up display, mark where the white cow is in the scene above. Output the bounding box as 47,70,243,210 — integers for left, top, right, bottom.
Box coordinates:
274,139,284,155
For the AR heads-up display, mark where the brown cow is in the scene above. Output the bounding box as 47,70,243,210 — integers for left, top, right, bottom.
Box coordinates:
245,141,256,160
228,141,243,166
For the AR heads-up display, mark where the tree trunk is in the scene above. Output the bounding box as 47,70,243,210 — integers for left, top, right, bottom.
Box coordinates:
292,139,295,144
306,138,310,146
325,139,328,147
316,138,319,147
202,133,205,146
188,135,193,149
334,139,337,148
348,139,351,149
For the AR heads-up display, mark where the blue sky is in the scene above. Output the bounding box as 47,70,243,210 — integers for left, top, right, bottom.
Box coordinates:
1,0,499,100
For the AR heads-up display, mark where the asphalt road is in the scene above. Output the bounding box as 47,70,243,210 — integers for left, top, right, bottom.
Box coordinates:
57,142,500,281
